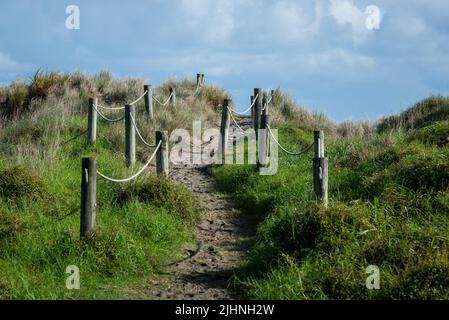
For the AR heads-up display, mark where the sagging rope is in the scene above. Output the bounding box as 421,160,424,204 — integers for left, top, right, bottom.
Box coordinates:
95,91,148,111
96,104,125,111
129,113,156,148
231,93,259,116
261,94,273,111
128,90,148,106
267,125,314,156
153,91,174,106
228,108,246,132
92,104,125,122
97,140,162,183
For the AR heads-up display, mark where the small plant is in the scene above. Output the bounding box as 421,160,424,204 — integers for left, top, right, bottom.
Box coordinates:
117,176,200,224
0,208,24,240
0,164,45,200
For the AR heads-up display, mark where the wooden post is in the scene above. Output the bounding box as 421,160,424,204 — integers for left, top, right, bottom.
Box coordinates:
125,104,136,167
156,131,169,177
144,84,153,120
196,74,201,87
220,99,231,163
80,157,96,238
201,74,205,86
169,87,176,106
313,130,328,207
253,88,262,138
88,97,97,143
258,92,269,168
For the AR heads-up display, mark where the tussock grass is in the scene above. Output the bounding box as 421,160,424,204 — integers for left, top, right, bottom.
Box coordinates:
0,71,227,299
212,97,449,299
377,95,449,132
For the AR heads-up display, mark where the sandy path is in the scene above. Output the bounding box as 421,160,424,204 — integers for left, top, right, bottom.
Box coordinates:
148,118,254,300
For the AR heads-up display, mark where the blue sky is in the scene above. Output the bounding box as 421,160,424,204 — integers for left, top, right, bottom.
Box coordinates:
0,0,448,121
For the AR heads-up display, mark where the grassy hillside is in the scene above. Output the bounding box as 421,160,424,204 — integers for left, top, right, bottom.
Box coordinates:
1,70,448,300
0,71,224,299
212,95,449,299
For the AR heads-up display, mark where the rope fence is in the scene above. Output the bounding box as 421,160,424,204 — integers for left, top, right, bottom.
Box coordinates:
129,113,156,148
267,125,314,156
92,103,125,123
230,93,259,116
80,76,328,239
153,91,174,106
96,140,161,183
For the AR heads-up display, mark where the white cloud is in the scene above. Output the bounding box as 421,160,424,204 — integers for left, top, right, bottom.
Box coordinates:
328,0,376,45
178,0,236,44
272,1,324,42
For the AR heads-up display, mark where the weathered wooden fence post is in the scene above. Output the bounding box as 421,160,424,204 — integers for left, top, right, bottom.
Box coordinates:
201,74,205,86
313,130,328,207
258,92,270,168
253,88,262,138
88,97,97,143
144,84,153,120
80,157,96,238
196,74,201,88
169,87,176,106
125,104,136,167
156,131,169,177
220,99,231,163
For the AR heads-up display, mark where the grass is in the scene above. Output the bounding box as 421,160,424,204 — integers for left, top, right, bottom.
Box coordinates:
0,70,228,299
211,96,449,299
1,70,448,300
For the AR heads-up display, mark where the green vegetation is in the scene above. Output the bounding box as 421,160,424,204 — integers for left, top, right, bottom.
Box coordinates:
1,69,448,300
0,70,225,299
212,95,449,299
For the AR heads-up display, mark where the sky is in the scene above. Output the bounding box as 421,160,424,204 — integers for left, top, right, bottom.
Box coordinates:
0,0,448,121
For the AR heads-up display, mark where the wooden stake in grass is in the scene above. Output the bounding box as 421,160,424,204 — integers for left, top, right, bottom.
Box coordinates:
196,74,201,88
258,92,270,168
88,97,97,143
144,84,153,120
80,157,96,238
253,88,262,138
125,104,136,167
220,99,231,164
156,131,169,177
313,130,328,207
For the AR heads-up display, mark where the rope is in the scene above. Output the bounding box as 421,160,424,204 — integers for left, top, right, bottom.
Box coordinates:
194,83,201,95
95,91,147,111
228,108,245,132
261,94,273,111
153,91,173,106
128,90,148,106
129,113,156,148
268,125,314,156
92,104,125,122
231,93,259,116
96,104,126,111
97,141,162,183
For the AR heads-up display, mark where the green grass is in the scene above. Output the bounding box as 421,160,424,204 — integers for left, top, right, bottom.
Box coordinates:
212,112,449,299
0,72,219,299
0,128,198,299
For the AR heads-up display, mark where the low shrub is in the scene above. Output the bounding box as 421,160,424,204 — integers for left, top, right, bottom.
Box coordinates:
0,164,45,200
117,176,200,224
